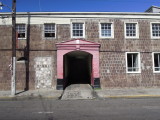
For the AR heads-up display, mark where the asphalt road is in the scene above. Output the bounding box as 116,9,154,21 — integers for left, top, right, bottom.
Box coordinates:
0,98,160,120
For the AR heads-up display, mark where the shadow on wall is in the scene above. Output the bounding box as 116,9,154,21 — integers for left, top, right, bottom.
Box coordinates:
24,12,31,91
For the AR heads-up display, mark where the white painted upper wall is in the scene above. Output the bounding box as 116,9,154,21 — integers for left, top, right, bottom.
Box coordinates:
0,12,160,25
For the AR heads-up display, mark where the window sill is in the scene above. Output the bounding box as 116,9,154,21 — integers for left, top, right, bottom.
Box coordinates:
153,71,160,73
125,37,139,39
18,38,27,40
126,71,141,74
71,36,85,39
43,37,56,40
151,37,160,39
100,36,114,39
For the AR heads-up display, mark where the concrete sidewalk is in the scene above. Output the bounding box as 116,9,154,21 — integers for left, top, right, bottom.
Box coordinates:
0,89,63,100
0,87,160,100
96,87,160,98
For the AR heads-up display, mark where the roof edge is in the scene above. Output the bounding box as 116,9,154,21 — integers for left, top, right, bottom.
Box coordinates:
145,5,160,12
1,11,160,16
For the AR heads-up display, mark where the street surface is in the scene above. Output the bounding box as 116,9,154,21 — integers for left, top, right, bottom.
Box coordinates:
0,98,160,120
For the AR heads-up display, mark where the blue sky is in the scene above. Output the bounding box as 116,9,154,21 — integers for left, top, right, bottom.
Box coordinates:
0,0,160,12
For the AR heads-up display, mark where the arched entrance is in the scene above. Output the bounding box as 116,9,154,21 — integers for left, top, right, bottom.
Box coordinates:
56,39,100,90
63,51,92,88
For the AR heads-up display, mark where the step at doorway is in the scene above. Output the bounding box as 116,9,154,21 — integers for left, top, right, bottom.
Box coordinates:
61,84,95,100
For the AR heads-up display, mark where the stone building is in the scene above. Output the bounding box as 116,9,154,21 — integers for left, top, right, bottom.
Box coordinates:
0,6,160,90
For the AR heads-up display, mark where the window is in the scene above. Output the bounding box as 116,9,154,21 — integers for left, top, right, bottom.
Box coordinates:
125,23,139,38
126,52,141,73
71,23,84,38
153,53,160,72
151,23,160,38
44,24,56,38
100,23,114,38
16,24,26,39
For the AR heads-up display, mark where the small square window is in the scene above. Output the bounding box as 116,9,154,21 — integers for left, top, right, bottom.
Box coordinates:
16,24,26,39
100,23,114,38
125,23,139,38
153,53,160,72
72,23,84,38
126,52,141,73
44,24,56,38
151,23,160,38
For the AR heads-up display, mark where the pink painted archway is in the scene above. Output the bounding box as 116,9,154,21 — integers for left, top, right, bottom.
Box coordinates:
56,39,100,90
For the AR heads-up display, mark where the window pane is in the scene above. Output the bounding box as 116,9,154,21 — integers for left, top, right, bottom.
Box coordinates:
127,54,132,68
16,24,26,38
18,33,25,38
152,24,160,37
155,68,160,71
72,23,83,37
127,53,139,72
44,24,55,38
133,54,138,68
154,53,160,71
45,33,55,37
126,23,137,37
101,23,112,37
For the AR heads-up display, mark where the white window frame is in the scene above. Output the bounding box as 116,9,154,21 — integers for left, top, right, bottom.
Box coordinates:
152,52,160,73
150,22,160,39
16,24,27,39
124,22,139,39
71,22,85,38
43,23,56,39
99,22,114,38
125,52,141,73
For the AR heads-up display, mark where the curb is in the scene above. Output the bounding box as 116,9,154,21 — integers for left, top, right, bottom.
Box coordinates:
1,95,160,100
0,96,14,99
106,95,160,98
0,96,61,101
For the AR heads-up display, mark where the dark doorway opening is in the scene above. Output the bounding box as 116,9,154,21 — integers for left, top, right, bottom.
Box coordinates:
63,51,92,89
